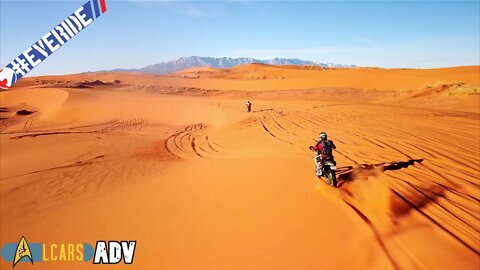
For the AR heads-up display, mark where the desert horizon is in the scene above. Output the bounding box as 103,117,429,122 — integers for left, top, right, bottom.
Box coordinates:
1,63,479,269
33,62,480,79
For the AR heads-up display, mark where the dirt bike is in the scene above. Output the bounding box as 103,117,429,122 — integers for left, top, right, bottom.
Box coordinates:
310,147,337,187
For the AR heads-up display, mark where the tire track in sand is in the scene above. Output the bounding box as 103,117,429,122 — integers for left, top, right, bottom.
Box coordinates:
164,124,220,159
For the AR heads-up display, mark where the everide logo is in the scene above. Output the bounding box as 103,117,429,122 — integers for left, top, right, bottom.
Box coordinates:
1,236,136,267
0,0,107,90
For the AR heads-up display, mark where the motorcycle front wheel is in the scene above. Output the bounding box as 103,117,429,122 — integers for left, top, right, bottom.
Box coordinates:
325,170,337,187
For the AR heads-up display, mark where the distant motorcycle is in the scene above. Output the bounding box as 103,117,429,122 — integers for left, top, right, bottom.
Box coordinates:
310,148,337,187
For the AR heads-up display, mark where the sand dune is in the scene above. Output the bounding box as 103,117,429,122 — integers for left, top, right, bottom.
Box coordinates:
1,65,479,269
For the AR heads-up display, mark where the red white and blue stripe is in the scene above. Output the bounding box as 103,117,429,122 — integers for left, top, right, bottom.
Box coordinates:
91,0,107,19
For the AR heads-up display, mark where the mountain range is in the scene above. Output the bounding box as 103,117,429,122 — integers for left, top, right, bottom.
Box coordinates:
99,56,356,74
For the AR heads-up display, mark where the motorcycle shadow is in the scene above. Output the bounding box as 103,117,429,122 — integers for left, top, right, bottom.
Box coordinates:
335,159,424,188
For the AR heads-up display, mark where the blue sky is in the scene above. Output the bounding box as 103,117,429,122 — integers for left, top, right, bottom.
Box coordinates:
1,0,479,76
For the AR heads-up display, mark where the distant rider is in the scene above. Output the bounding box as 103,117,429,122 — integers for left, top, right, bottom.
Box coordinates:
246,100,252,112
309,132,336,176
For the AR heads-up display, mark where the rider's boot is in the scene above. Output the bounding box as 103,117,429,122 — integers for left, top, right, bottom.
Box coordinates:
316,162,323,176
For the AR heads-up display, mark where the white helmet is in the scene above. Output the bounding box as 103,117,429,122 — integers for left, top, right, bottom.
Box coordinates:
319,132,327,140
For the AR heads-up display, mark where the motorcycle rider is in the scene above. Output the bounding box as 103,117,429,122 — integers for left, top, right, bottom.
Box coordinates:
309,132,336,176
246,100,252,113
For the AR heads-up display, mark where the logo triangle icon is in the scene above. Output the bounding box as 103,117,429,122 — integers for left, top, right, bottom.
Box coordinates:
13,236,34,268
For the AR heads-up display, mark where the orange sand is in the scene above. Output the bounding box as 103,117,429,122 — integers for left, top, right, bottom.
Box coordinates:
1,65,479,269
